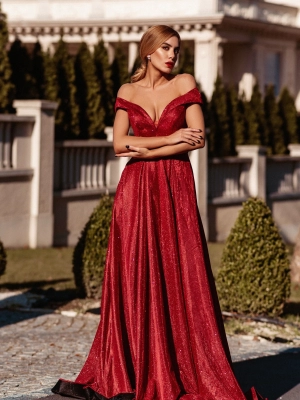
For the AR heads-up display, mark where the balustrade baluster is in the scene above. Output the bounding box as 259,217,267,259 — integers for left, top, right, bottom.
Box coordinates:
98,148,105,188
86,148,92,188
68,148,75,189
75,148,81,188
92,148,98,188
80,148,87,188
54,147,60,190
62,148,69,190
3,123,12,169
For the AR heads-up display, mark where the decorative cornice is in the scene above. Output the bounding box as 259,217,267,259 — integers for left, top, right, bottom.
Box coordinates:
7,15,223,37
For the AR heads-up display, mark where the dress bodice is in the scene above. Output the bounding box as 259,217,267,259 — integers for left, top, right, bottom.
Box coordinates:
115,87,202,137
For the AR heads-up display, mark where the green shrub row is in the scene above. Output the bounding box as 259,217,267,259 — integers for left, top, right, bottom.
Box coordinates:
206,78,300,157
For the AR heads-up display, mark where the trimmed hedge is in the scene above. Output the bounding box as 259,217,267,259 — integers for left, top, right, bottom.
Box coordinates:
216,198,290,316
72,195,114,298
0,239,7,278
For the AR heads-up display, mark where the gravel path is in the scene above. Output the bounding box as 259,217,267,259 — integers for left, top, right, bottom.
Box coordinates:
1,308,299,400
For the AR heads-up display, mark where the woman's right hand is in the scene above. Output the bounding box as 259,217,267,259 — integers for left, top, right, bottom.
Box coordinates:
166,128,203,146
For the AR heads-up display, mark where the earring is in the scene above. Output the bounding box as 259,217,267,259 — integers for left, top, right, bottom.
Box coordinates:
147,55,151,61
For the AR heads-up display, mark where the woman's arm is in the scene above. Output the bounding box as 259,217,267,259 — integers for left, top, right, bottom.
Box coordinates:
113,109,202,154
116,103,205,159
113,82,203,154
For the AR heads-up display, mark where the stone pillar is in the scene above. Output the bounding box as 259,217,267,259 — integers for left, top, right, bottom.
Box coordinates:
282,44,296,96
128,42,138,73
13,100,58,248
289,144,300,192
253,43,265,94
236,145,267,200
194,29,219,99
189,146,208,238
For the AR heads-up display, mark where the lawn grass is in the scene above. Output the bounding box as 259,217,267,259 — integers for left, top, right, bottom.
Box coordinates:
0,247,75,292
1,243,299,317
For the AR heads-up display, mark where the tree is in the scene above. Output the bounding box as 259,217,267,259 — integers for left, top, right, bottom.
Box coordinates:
278,88,299,148
209,76,231,157
264,85,285,154
250,84,268,146
174,45,194,75
94,40,114,126
226,85,244,152
216,198,290,316
0,6,14,112
75,42,105,139
111,43,129,99
53,39,79,139
31,41,46,99
43,50,58,102
239,95,260,145
8,38,38,99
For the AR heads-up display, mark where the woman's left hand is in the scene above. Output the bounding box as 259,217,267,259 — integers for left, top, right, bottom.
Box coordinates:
115,145,151,159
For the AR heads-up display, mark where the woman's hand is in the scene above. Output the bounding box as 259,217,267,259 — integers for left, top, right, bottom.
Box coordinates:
115,145,152,159
167,128,203,146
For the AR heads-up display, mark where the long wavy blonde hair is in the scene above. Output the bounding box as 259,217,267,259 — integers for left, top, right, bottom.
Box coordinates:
131,25,181,83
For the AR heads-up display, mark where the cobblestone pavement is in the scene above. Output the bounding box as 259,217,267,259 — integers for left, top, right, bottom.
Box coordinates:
0,309,299,400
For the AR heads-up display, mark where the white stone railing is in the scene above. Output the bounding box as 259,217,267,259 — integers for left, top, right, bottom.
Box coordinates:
0,115,35,174
54,140,120,195
208,156,251,203
267,147,300,198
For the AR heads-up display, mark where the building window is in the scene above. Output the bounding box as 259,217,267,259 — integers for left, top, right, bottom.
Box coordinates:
264,51,281,95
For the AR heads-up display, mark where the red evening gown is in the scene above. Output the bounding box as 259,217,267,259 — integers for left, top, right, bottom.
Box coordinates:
52,88,266,400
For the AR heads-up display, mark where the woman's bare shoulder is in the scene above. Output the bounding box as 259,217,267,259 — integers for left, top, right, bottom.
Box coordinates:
174,74,197,94
116,83,137,101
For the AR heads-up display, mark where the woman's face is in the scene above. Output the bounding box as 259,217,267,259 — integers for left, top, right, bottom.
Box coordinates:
150,36,180,73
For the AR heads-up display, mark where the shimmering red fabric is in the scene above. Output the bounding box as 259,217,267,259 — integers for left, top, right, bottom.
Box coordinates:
53,88,267,400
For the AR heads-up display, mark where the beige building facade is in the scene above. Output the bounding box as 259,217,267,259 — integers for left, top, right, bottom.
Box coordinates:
2,0,300,107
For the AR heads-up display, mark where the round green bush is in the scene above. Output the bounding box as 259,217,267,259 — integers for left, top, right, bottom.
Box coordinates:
0,240,6,277
73,194,114,298
216,198,290,316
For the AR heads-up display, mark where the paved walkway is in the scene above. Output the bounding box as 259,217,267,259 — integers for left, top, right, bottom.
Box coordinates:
0,308,300,400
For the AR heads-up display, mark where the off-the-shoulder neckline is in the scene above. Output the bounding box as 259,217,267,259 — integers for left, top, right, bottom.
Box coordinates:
116,87,200,128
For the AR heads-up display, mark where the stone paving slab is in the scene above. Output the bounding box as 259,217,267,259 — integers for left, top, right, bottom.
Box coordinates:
0,309,299,400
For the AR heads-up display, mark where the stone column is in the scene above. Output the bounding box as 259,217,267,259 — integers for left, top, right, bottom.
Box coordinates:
194,29,219,99
189,146,208,238
14,100,58,248
128,42,138,73
253,43,265,94
282,44,296,96
236,145,267,200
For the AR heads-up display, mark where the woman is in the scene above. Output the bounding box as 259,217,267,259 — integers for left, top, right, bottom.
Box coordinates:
52,25,266,400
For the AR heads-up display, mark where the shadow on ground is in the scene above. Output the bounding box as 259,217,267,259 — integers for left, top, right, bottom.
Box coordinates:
0,286,79,328
234,350,300,400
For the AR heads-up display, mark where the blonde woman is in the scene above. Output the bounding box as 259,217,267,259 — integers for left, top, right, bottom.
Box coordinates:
52,25,266,400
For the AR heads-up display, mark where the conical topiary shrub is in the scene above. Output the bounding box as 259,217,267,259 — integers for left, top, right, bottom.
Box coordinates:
216,198,290,316
0,239,7,278
72,195,113,298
